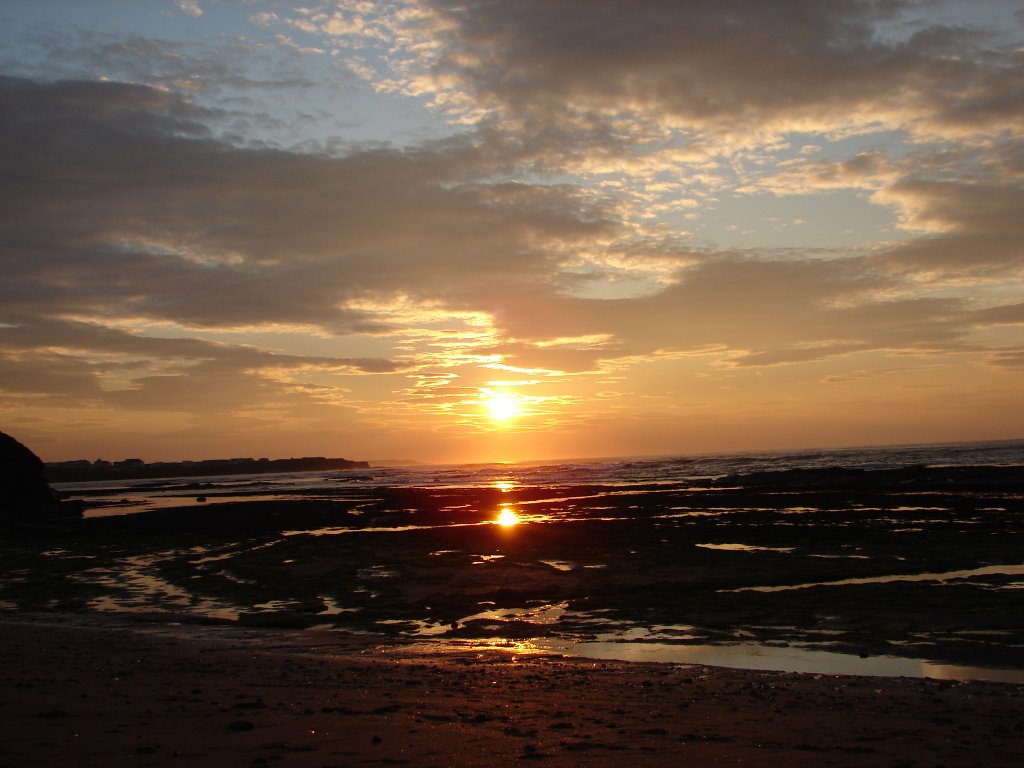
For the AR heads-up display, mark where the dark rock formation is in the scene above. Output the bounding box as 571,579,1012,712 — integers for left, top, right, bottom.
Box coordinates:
714,464,1024,493
0,431,58,506
0,431,82,529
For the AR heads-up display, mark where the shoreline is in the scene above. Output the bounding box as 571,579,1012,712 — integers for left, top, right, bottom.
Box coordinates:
2,613,1023,767
5,462,1024,675
8,607,1024,684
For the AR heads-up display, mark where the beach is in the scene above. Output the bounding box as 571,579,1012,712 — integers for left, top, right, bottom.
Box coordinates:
11,454,1024,673
4,445,1024,765
3,614,1024,767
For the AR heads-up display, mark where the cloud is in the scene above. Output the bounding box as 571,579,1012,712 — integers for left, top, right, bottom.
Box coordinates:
820,364,945,384
176,1,203,17
969,302,1024,327
381,0,1024,148
0,76,618,419
486,253,989,372
0,317,400,374
0,77,611,331
738,142,1024,286
879,174,1024,234
874,175,1024,276
4,73,1017,404
0,316,401,417
283,0,1024,267
744,151,897,196
0,24,359,153
987,348,1024,368
4,30,313,97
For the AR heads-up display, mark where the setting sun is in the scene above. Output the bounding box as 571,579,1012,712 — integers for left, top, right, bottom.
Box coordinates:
484,392,521,422
496,508,520,526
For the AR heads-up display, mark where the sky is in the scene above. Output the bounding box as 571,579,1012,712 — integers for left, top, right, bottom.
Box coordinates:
2,0,1023,465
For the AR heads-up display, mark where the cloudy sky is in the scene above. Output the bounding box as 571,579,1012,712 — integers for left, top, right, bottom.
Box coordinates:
2,0,1023,464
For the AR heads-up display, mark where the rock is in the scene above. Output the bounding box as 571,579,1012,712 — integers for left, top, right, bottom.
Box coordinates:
0,431,58,505
0,431,83,529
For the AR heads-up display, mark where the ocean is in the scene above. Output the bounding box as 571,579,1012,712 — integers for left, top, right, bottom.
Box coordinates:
60,438,1024,516
5,439,1024,682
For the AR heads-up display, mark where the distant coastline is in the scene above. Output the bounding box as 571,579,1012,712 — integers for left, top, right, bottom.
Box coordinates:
45,456,370,483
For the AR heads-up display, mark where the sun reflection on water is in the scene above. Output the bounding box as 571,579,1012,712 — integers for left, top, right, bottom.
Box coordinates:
496,507,520,526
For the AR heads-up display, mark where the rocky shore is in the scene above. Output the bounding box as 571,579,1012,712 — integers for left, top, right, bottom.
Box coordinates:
3,439,1023,764
2,464,1023,670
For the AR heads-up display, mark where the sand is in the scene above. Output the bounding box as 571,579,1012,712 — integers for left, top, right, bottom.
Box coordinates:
2,615,1023,767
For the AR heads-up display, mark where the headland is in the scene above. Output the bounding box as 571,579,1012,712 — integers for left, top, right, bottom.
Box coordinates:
45,455,370,483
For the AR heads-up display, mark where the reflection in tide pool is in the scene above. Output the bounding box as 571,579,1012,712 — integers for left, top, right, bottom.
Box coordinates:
496,507,519,526
409,637,1024,684
696,543,795,553
456,601,571,627
79,553,239,621
732,563,1024,593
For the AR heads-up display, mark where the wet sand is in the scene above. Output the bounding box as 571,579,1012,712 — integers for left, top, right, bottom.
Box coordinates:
2,615,1023,767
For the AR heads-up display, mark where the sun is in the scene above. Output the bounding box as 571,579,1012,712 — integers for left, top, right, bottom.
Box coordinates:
484,392,521,422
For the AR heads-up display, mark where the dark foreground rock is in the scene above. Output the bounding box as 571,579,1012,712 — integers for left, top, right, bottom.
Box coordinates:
0,430,82,529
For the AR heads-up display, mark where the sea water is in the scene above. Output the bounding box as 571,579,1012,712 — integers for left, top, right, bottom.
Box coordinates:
56,438,1024,517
